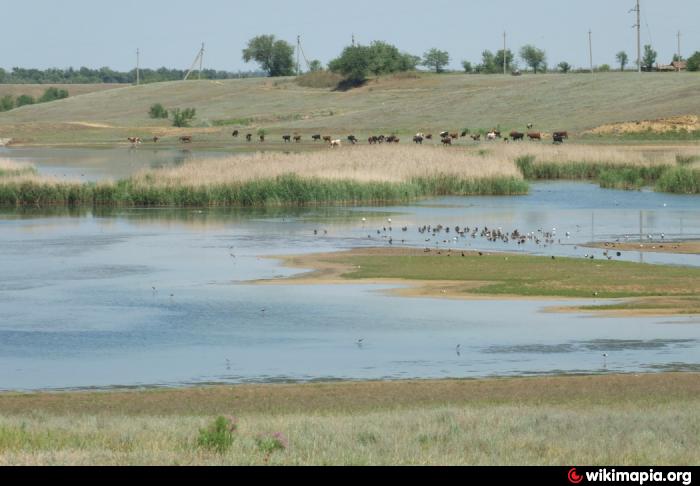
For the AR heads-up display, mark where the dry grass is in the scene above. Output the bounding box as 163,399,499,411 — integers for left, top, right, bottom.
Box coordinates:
0,375,698,465
130,145,523,187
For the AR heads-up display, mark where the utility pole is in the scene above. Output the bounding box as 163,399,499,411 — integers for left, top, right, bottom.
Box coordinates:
352,34,356,47
677,30,682,71
631,0,641,73
588,30,594,72
297,35,301,76
199,43,204,80
503,31,507,75
136,48,140,86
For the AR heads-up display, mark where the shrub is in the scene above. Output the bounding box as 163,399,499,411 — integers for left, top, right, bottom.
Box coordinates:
196,416,237,454
171,108,196,127
39,87,69,103
15,95,35,107
0,95,14,112
255,432,288,456
149,103,169,119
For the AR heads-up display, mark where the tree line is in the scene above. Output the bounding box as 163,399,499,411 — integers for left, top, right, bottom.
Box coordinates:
0,67,265,85
0,87,69,113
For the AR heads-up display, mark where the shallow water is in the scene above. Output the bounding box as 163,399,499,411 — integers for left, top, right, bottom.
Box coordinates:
1,157,700,390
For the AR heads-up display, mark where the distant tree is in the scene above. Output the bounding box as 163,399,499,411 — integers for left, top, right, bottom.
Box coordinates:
328,45,372,83
328,41,418,84
520,45,547,74
461,61,473,73
0,95,14,112
308,60,323,73
642,45,657,71
0,68,5,83
171,108,196,127
687,51,700,72
422,49,450,73
38,87,69,103
149,103,169,119
242,35,296,77
558,62,572,73
15,95,35,107
616,51,629,72
598,64,611,72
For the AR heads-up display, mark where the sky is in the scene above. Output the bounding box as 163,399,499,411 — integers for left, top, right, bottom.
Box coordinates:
2,0,699,72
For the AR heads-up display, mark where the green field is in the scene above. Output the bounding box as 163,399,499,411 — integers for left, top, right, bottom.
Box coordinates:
276,249,700,315
0,374,698,465
1,72,699,145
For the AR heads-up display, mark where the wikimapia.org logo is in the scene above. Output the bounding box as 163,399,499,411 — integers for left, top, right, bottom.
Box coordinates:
567,468,693,485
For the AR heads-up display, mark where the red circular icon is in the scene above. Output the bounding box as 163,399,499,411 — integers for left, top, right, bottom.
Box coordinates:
568,468,584,484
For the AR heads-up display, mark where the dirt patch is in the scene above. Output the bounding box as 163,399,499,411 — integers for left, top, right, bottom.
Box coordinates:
587,115,699,135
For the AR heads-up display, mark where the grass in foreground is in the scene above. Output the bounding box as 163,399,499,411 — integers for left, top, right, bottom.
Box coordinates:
273,248,700,314
0,374,698,465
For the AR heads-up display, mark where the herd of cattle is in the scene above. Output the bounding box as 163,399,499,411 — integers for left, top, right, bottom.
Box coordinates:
128,127,569,147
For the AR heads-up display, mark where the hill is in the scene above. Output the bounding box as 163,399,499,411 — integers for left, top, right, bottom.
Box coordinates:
0,73,699,145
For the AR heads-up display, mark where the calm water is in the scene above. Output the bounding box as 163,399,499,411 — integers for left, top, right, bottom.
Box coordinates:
1,148,699,390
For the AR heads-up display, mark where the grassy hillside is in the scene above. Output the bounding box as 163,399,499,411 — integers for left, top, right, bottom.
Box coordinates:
0,73,699,145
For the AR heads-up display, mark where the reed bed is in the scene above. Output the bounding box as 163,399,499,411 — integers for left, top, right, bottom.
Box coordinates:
0,159,37,178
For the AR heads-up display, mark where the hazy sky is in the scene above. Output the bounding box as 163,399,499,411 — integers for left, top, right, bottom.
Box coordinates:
2,0,698,72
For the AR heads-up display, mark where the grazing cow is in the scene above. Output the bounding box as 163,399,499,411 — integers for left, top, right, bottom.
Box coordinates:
526,124,534,130
323,136,332,143
128,137,143,145
232,130,239,138
425,134,433,140
527,132,542,141
415,132,426,139
330,139,342,148
386,135,397,143
441,137,452,146
368,136,378,145
510,131,525,141
294,135,302,143
553,134,565,144
553,131,569,140
283,135,292,143
152,136,160,143
413,135,424,144
470,134,481,142
246,134,253,142
440,131,449,139
347,135,359,145
450,133,459,140
461,130,469,138
486,132,498,141
377,135,386,143
312,134,322,142
179,136,192,144
259,134,265,143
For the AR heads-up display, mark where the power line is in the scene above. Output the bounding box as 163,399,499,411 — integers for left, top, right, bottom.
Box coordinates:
588,30,594,72
184,43,205,81
136,48,140,86
630,0,641,73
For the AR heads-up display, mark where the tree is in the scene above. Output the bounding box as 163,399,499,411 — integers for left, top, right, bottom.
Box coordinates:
687,51,700,72
171,108,196,127
242,35,295,77
520,45,547,73
308,60,323,73
461,61,473,73
477,49,514,74
422,49,450,73
598,64,611,72
328,45,371,82
616,51,629,72
642,45,657,71
558,62,572,73
328,41,419,83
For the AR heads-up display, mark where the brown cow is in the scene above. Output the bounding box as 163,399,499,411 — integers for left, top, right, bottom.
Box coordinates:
128,137,142,144
294,135,302,143
441,137,452,146
510,131,525,141
527,132,542,141
179,136,192,144
470,134,481,141
259,134,265,143
323,136,332,143
152,136,160,143
232,130,239,138
450,133,459,140
425,134,433,140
